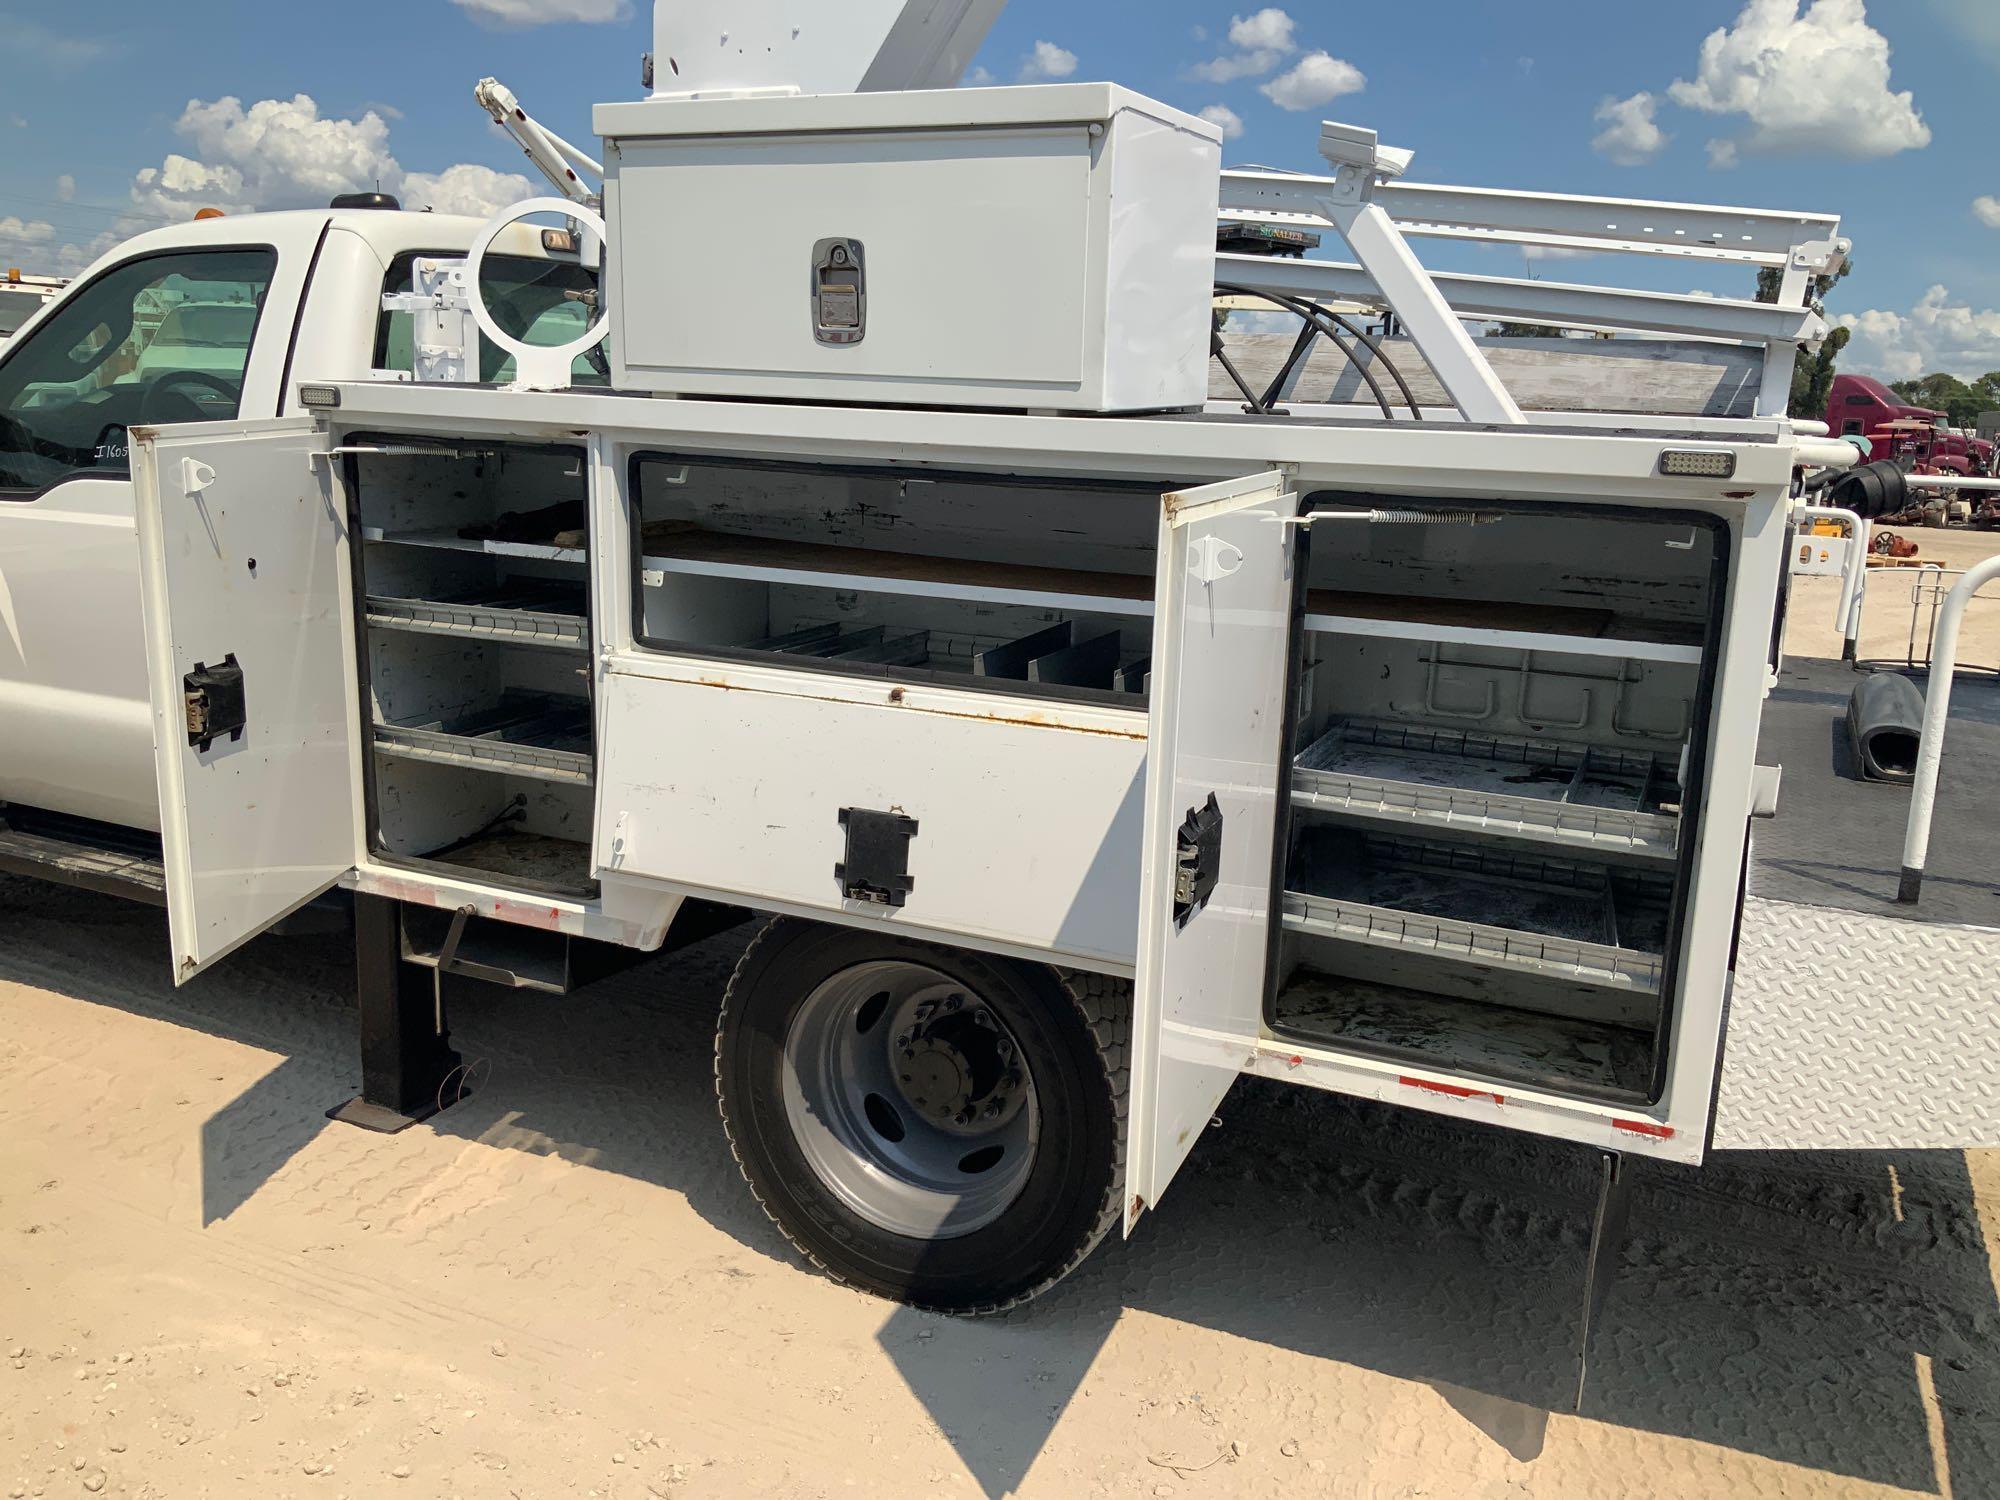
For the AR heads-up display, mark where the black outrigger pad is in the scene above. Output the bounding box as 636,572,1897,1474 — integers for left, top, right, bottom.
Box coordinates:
325,1092,464,1134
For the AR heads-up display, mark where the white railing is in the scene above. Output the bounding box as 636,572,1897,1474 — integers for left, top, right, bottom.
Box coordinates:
1215,122,1847,424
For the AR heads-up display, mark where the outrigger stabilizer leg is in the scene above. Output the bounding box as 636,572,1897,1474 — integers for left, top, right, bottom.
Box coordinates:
327,894,471,1133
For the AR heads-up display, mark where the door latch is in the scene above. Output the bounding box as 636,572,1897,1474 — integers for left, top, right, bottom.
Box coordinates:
811,238,867,346
1172,793,1224,929
836,807,917,907
183,654,247,751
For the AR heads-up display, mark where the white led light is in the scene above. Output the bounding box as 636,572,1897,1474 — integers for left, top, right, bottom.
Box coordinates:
1660,449,1737,479
297,384,341,409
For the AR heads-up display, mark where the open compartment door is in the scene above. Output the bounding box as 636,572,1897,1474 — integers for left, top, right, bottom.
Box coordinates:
131,418,355,983
1126,471,1298,1234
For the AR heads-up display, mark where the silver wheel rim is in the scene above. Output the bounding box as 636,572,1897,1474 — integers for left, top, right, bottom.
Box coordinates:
781,960,1039,1240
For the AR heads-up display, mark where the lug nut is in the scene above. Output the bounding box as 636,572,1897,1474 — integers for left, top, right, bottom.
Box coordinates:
945,994,963,1011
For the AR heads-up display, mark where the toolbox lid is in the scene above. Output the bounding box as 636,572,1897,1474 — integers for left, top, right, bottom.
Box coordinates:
596,83,1223,144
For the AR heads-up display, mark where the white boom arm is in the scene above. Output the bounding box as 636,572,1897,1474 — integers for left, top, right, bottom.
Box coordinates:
648,0,1003,98
476,78,603,205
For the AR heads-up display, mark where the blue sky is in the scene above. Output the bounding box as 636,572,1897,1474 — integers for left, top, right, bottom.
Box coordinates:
3,0,1997,380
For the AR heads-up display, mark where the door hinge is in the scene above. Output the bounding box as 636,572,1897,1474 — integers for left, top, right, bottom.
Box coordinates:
836,808,918,908
183,654,247,751
1172,793,1224,929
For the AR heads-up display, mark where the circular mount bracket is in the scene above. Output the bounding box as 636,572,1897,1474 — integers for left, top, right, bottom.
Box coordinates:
464,196,609,391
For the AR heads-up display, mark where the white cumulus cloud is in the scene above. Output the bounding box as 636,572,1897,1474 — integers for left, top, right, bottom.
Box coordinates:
1018,41,1078,83
0,216,57,270
1199,104,1246,142
1838,285,2000,382
1191,8,1298,83
450,0,630,24
1667,0,1929,162
1974,195,2000,230
121,94,532,223
157,95,399,215
1591,92,1668,166
402,163,539,219
1260,50,1365,111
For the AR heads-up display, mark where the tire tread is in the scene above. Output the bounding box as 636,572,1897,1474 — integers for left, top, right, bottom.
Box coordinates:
713,920,1130,1315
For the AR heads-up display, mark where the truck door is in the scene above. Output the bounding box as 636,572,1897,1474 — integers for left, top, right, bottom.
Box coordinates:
131,417,355,982
1126,471,1298,1232
0,240,307,831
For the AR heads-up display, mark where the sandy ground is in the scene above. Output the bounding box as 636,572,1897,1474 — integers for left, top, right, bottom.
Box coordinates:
3,872,1999,1500
1785,526,2000,669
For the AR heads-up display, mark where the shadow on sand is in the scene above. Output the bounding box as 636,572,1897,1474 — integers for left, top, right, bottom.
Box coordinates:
4,876,1995,1499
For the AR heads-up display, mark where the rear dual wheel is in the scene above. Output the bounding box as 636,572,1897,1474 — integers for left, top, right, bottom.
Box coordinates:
715,919,1128,1313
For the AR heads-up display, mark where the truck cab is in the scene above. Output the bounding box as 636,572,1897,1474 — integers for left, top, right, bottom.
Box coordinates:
0,205,596,837
1823,372,1944,438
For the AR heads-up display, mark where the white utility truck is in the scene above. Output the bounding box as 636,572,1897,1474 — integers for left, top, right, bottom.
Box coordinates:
4,0,1996,1350
0,202,600,839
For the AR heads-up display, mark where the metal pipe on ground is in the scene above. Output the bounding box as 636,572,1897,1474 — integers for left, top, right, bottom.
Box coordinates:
1904,475,2000,492
1898,553,2000,902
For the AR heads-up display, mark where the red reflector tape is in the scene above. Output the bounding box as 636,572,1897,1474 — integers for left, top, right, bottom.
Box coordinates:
1399,1076,1504,1104
1613,1118,1674,1139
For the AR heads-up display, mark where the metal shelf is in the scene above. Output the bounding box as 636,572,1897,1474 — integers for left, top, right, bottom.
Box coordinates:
1292,720,1679,862
1282,887,1663,996
1300,608,1704,665
363,525,584,565
639,527,1156,619
368,525,1703,664
373,692,593,786
366,581,589,651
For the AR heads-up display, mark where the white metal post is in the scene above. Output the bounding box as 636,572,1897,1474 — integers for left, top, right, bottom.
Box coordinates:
1898,553,2000,902
1793,503,1869,662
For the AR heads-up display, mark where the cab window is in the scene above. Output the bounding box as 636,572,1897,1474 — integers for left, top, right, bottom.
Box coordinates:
0,248,276,496
374,251,608,387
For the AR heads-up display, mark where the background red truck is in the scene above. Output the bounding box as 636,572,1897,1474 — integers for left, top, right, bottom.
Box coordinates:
1824,373,1990,474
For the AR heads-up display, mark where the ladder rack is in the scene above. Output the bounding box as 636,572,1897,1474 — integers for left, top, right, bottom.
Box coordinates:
1214,125,1848,423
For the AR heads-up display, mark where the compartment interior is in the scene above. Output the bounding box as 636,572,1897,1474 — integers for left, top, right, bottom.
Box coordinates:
351,441,597,896
1269,502,1721,1102
629,456,1167,700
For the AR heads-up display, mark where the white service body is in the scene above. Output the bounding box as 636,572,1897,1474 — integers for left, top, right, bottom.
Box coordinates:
596,85,1223,412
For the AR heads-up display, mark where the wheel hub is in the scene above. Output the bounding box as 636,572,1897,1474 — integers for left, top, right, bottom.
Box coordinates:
895,1004,1028,1134
780,961,1041,1239
900,1038,973,1118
